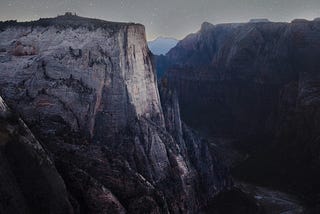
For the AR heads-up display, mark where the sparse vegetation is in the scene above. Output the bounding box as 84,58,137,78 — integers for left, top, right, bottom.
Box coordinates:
0,13,141,32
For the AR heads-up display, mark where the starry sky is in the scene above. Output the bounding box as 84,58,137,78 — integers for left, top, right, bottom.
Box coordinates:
1,0,320,40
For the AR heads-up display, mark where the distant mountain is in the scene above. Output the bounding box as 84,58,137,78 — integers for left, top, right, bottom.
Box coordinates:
249,18,270,23
148,37,178,55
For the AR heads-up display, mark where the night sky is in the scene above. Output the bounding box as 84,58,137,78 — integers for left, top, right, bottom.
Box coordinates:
1,0,320,40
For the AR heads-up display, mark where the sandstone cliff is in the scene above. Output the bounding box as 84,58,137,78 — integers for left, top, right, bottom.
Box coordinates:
0,96,73,214
0,14,229,213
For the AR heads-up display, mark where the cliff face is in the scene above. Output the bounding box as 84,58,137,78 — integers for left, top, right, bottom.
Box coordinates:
0,15,229,213
0,15,163,143
160,20,320,202
0,96,73,214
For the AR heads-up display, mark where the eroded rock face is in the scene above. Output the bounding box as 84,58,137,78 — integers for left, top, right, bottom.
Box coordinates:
159,83,231,212
0,15,229,213
159,20,320,203
0,17,163,142
0,96,73,214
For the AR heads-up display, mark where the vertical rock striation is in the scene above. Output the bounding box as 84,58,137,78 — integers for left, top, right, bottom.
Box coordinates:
0,15,229,213
0,95,73,214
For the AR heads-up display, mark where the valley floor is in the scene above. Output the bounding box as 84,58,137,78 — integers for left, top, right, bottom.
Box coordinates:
207,137,306,213
235,181,304,214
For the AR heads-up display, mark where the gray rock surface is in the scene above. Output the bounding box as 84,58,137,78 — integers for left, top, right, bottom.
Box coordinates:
0,14,229,213
0,95,73,214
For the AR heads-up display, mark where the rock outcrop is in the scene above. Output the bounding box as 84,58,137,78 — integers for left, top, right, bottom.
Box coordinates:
0,14,229,213
0,96,73,214
159,19,320,204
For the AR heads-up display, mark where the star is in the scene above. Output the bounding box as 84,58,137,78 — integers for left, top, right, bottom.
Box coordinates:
120,0,125,9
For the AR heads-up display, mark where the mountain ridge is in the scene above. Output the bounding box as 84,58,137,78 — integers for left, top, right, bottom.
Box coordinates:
157,18,320,210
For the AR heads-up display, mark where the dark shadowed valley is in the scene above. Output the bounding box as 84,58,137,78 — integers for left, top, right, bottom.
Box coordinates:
156,18,320,213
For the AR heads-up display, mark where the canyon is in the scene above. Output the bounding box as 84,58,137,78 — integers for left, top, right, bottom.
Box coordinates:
1,12,320,213
157,18,320,212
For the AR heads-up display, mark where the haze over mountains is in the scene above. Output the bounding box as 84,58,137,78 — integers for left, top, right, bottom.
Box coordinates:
148,37,178,55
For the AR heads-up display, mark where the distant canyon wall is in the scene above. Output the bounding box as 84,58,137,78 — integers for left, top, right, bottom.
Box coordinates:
159,19,320,201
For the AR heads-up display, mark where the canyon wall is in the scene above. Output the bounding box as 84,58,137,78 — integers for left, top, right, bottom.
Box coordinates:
0,15,229,213
159,19,320,203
